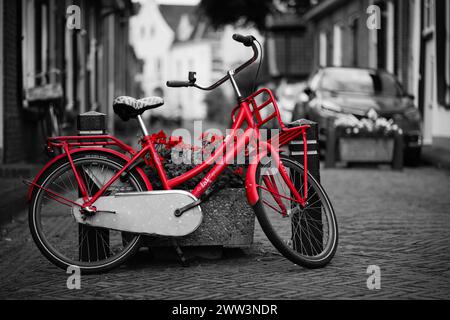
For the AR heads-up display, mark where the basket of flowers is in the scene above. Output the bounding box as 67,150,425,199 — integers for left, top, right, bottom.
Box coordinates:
334,109,402,162
144,130,253,248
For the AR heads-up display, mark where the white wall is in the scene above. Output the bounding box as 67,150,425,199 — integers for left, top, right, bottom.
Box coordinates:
433,106,450,138
167,41,212,120
130,0,175,117
217,26,263,101
219,26,263,70
130,2,261,121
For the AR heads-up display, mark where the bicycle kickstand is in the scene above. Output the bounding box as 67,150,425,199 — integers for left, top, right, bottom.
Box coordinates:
172,239,189,267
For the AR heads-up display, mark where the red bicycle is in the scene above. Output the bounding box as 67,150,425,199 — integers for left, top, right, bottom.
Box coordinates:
26,35,338,273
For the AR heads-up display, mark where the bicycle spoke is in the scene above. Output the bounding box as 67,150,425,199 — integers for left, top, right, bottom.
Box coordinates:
257,157,336,262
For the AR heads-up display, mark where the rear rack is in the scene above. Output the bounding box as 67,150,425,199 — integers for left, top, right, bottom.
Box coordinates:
247,88,286,130
47,135,136,155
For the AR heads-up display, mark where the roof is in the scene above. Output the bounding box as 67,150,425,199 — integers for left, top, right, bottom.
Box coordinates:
159,4,197,32
303,0,348,21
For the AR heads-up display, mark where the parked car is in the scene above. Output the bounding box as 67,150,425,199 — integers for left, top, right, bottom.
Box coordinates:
275,79,306,123
292,67,422,165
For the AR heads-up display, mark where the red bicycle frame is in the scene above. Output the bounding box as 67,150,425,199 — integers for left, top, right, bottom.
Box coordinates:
28,87,310,217
27,35,312,216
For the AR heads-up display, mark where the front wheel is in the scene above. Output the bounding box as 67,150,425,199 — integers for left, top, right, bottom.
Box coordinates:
253,156,338,268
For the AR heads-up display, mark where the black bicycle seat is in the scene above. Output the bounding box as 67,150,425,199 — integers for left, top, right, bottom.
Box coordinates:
113,96,164,121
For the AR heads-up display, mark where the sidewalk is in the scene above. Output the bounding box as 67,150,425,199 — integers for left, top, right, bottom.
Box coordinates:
1,165,449,299
421,145,450,170
0,164,40,225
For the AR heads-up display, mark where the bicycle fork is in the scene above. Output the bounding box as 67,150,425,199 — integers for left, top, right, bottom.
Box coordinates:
253,142,307,217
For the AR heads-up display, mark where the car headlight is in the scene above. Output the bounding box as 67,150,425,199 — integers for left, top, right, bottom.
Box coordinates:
320,102,342,113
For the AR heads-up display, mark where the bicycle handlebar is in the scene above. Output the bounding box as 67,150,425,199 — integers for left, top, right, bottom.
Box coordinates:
166,80,192,88
166,34,259,91
232,34,255,47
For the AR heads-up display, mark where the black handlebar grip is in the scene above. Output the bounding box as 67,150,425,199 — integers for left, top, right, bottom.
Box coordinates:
232,34,254,47
166,81,191,88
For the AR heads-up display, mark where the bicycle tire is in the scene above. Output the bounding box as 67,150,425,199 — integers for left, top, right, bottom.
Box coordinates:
253,155,338,268
29,151,148,274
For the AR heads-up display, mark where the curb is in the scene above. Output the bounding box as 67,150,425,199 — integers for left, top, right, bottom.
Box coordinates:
0,164,40,226
421,146,450,170
0,181,28,226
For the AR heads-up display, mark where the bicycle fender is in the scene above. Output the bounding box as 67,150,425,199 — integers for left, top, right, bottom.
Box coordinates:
26,148,152,202
245,141,281,206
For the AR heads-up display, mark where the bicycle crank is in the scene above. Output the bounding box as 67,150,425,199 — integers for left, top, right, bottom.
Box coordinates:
72,190,203,237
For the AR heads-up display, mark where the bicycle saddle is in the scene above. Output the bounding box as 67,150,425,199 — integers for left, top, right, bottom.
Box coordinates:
113,96,164,121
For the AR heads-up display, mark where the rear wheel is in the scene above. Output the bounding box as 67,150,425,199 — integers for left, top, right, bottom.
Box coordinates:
29,151,148,273
253,156,338,268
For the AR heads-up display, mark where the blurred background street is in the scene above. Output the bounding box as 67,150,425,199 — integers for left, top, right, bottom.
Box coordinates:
0,0,450,299
1,0,449,164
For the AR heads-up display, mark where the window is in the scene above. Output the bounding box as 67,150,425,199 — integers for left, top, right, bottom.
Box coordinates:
424,0,434,31
349,17,359,67
332,24,343,67
435,0,450,107
447,2,450,106
22,0,50,88
376,1,394,73
40,3,49,79
319,31,327,67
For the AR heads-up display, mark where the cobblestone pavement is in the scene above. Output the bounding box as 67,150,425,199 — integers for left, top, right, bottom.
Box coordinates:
1,165,450,299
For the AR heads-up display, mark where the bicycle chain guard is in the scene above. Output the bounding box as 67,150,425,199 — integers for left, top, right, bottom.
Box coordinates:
72,190,203,237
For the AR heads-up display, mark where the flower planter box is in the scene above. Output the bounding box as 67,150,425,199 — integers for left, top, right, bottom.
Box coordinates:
145,188,255,248
339,137,394,162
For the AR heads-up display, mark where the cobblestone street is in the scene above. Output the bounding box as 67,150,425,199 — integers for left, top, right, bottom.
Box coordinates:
1,165,450,300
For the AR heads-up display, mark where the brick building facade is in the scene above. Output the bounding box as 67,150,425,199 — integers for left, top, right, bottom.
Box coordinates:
0,0,144,164
1,0,26,163
263,13,315,81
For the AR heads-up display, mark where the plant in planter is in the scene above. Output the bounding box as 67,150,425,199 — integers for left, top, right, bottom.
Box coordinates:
334,111,402,163
143,130,254,248
144,130,245,190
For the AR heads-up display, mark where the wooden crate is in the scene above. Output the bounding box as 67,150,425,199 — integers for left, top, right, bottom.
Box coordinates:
339,138,394,162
